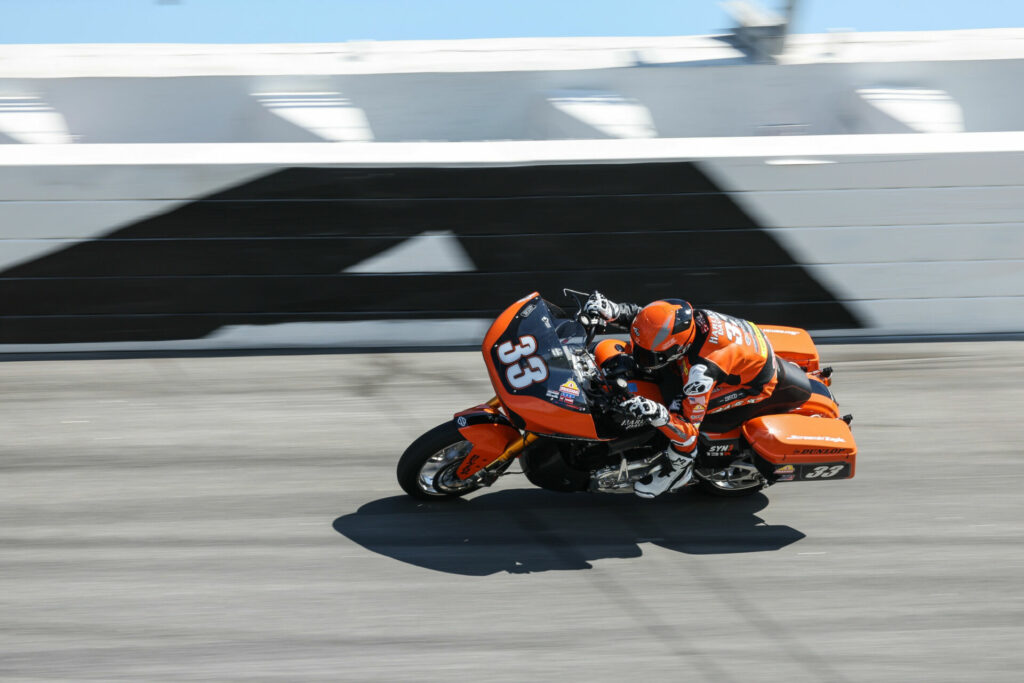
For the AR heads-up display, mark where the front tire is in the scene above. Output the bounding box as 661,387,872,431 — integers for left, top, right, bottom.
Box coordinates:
397,422,490,500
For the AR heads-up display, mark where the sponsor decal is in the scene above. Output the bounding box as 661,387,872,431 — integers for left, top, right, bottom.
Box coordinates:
550,347,563,358
794,447,846,455
715,397,758,410
687,396,706,420
457,453,483,477
519,302,537,318
776,474,796,482
456,416,468,428
774,465,795,474
761,328,799,335
706,444,733,456
708,318,724,344
554,379,581,406
559,379,581,397
627,382,638,393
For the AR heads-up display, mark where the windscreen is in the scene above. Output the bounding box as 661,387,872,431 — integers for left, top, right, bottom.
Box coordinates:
486,297,592,414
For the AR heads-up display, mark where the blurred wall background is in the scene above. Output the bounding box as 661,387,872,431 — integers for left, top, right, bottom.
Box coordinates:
1,31,1023,351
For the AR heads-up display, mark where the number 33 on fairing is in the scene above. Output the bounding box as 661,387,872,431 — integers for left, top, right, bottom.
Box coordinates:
496,335,549,389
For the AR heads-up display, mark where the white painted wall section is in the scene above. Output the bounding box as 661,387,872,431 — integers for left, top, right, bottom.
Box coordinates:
0,96,72,144
700,150,1024,336
856,88,964,134
254,91,374,142
547,90,657,139
342,231,475,273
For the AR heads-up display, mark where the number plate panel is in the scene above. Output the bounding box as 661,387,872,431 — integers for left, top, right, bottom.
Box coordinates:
772,462,853,482
796,462,852,481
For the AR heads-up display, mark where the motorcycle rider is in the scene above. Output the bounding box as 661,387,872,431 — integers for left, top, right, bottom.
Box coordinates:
584,291,799,498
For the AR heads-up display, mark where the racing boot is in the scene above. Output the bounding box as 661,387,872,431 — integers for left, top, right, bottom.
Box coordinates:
634,448,694,498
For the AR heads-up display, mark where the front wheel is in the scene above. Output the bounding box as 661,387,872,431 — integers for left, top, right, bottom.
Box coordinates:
397,422,491,500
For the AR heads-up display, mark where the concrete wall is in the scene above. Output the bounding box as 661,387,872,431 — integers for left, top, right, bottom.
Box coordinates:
1,58,1020,143
1,133,1022,352
2,34,1024,144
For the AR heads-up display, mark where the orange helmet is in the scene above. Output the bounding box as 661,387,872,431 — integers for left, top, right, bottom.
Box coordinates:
629,299,696,370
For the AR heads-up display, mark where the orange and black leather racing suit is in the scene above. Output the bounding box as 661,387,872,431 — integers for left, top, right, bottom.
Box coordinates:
613,306,777,455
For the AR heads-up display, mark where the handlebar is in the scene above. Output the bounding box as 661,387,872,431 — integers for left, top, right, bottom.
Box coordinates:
578,313,606,347
562,287,636,407
563,288,605,347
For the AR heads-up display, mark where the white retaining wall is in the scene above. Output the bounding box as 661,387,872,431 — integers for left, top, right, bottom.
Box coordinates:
1,133,1023,351
4,32,1024,145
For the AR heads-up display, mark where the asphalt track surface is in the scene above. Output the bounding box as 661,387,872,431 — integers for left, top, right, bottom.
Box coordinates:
2,342,1023,682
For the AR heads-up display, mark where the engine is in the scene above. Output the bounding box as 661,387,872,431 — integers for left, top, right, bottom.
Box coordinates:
521,437,665,494
589,455,663,494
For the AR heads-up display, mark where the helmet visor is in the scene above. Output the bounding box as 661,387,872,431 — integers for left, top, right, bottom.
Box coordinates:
632,344,680,370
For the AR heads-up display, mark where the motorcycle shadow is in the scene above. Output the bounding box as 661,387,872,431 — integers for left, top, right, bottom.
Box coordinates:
332,488,805,575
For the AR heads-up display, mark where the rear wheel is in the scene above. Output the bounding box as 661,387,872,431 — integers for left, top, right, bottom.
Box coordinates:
397,422,493,500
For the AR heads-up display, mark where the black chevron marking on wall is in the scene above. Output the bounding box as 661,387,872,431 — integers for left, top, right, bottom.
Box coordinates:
0,162,860,344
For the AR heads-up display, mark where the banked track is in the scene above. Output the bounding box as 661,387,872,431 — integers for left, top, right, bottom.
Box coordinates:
2,342,1023,681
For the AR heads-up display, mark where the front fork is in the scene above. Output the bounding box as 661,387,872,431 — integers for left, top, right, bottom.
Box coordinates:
479,432,540,482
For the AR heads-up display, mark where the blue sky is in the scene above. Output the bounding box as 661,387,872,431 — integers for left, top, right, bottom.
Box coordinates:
2,0,1023,43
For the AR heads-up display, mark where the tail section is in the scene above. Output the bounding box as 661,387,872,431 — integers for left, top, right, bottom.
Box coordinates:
742,413,857,481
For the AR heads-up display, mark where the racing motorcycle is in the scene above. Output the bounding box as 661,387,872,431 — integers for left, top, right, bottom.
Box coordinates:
397,290,856,500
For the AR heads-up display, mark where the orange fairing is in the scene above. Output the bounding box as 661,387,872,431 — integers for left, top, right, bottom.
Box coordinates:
701,427,743,440
627,379,664,404
760,325,820,372
743,414,856,474
501,394,599,440
792,390,840,419
480,293,600,440
482,292,540,354
453,405,521,479
454,423,521,479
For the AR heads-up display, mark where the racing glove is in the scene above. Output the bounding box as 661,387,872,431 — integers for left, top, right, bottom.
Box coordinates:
619,395,670,428
583,291,620,323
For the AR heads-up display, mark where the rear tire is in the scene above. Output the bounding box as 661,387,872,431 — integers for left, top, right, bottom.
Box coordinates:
397,422,489,500
696,478,764,498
